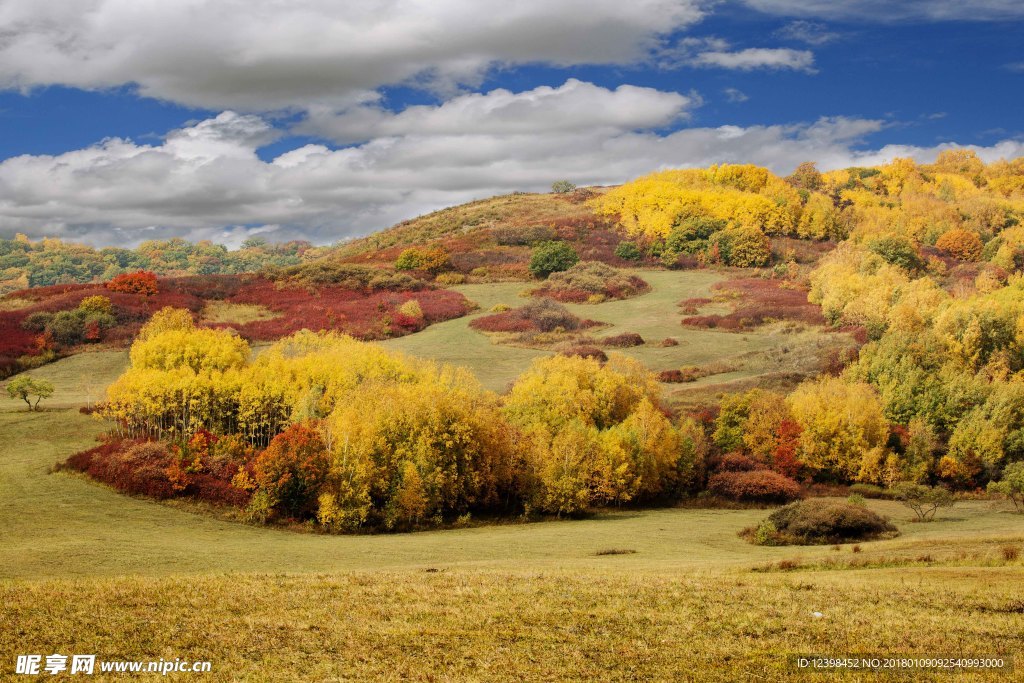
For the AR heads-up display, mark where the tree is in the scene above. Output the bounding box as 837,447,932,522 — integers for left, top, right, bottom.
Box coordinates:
106,270,159,297
892,482,954,522
251,423,331,518
529,241,579,278
935,229,984,261
551,180,576,194
987,461,1024,512
6,375,55,411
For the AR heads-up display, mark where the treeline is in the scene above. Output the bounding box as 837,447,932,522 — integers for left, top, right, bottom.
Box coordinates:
594,152,1024,270
0,235,314,294
677,152,1024,490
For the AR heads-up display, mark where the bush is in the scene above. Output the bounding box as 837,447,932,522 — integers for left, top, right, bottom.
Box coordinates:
78,295,114,316
751,499,897,545
660,337,679,347
434,272,466,285
867,236,923,271
936,229,984,261
395,247,449,274
717,452,760,472
601,332,644,347
657,369,686,383
251,423,331,519
532,261,649,303
892,482,954,521
551,180,577,194
707,470,802,503
529,241,579,278
614,241,642,261
107,270,159,296
558,345,608,362
471,298,584,334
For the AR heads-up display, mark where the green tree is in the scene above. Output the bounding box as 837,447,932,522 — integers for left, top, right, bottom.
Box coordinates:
551,180,577,194
987,461,1024,512
529,241,579,278
6,375,55,411
892,482,954,522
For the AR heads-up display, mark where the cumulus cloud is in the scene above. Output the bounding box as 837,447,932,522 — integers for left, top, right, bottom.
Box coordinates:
3,93,1021,247
297,79,698,144
660,38,815,72
743,0,1024,21
692,47,815,72
0,0,708,110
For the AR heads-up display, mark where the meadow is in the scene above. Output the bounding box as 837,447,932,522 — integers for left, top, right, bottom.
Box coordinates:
385,269,847,402
2,347,1023,680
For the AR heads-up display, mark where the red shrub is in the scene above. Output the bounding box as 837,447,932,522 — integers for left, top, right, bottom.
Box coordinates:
252,423,330,518
717,452,760,472
107,270,159,296
559,345,608,362
707,470,802,503
681,279,824,331
601,332,644,347
657,369,686,383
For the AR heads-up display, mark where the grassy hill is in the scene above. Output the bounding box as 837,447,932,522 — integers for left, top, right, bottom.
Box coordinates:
333,189,609,259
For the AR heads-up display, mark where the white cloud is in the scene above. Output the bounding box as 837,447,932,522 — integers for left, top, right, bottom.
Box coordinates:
743,0,1024,21
773,21,839,45
3,94,1021,248
0,0,708,111
723,88,749,103
297,79,698,144
660,38,815,72
692,47,815,72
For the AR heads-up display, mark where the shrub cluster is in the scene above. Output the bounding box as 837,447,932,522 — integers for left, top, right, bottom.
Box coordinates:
707,470,802,504
530,261,649,303
529,241,579,278
601,332,645,348
470,298,586,334
749,499,897,545
81,329,705,531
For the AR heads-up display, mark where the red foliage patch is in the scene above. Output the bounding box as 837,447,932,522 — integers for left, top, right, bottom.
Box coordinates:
681,278,824,331
706,470,802,503
106,270,159,296
657,369,687,383
0,273,471,375
63,438,250,506
601,332,645,347
223,278,471,341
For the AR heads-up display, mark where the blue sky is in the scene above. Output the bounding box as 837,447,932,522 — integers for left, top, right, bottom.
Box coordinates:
0,0,1021,246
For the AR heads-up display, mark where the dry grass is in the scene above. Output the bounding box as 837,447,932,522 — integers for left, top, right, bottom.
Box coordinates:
200,300,280,325
1,568,1021,681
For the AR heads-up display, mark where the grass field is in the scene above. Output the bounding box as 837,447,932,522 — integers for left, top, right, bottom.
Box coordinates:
1,289,1022,681
385,270,850,402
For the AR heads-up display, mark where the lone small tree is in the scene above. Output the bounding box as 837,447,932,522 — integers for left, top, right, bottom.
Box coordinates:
892,482,954,522
987,462,1024,512
6,375,55,411
551,180,576,194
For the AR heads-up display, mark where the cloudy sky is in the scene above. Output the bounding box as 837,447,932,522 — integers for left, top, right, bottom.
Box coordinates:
0,0,1022,247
